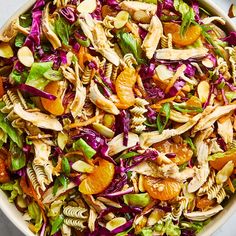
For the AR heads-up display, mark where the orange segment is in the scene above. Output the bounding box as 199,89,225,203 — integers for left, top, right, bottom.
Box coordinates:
196,197,216,211
41,81,64,116
210,150,236,170
143,177,181,201
163,23,202,46
115,68,136,108
153,140,193,165
79,158,115,194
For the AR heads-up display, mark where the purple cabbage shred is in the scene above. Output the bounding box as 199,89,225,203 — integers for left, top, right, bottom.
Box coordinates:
59,7,77,23
168,79,186,97
222,31,236,46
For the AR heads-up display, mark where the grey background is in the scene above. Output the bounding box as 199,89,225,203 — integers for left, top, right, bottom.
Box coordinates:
0,0,236,235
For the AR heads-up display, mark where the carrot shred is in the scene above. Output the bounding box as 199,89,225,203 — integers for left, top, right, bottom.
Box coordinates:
151,97,176,109
227,178,235,193
77,46,85,70
115,102,130,110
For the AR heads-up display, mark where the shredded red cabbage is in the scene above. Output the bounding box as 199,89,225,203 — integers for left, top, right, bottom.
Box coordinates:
184,64,196,77
24,0,45,52
217,137,227,151
143,81,165,100
40,50,67,69
181,229,196,236
168,79,186,97
222,31,236,46
72,128,116,164
139,63,156,80
18,83,57,100
139,27,148,40
192,0,200,22
59,7,77,23
115,110,130,146
91,0,102,20
94,77,112,98
101,187,134,198
104,0,121,10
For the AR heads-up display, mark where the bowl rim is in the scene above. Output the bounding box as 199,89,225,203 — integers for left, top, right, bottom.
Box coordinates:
0,0,236,236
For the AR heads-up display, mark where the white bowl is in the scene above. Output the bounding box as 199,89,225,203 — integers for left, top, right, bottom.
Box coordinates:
0,0,236,236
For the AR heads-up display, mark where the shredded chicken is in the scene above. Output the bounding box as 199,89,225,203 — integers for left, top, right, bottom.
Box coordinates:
184,205,223,221
142,15,163,59
155,48,208,61
140,114,202,149
32,140,51,166
218,117,233,144
201,16,226,25
42,3,62,49
192,104,236,133
89,81,119,115
120,1,157,17
108,132,139,156
14,103,63,131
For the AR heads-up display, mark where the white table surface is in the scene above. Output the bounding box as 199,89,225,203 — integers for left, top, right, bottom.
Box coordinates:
0,0,236,235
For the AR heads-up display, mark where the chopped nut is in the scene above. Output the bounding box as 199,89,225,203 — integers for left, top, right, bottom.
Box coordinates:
17,46,34,67
77,0,97,13
228,4,236,18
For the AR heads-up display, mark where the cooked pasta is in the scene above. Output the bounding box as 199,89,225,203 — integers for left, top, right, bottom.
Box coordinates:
1,0,236,235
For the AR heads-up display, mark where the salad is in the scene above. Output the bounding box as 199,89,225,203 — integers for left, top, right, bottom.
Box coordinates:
0,0,236,235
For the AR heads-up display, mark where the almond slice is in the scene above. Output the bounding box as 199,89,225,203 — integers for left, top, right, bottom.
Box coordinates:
72,160,94,173
106,217,127,231
17,46,34,67
77,0,97,14
197,81,210,103
228,4,236,18
114,11,130,29
0,42,14,58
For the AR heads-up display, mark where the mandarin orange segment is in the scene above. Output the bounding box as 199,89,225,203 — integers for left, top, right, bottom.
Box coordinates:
196,197,216,211
115,68,136,108
79,158,115,194
153,140,193,165
41,81,64,116
210,151,236,170
163,23,202,46
143,177,181,201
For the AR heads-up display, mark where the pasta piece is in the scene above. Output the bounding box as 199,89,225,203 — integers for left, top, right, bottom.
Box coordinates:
198,170,216,196
161,33,173,49
63,206,88,219
103,16,115,29
130,98,149,134
32,163,49,192
105,62,113,79
124,53,138,68
64,218,86,230
27,164,41,197
82,66,93,85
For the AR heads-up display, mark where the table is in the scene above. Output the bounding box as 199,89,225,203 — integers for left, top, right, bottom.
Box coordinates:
0,0,236,235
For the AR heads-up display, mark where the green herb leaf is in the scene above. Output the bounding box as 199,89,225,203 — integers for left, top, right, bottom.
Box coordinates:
174,0,195,35
54,16,71,45
28,201,43,233
117,32,145,64
53,178,60,196
10,70,22,84
156,103,170,134
173,104,203,113
73,138,96,159
51,214,64,235
10,142,26,171
207,148,236,162
62,157,71,176
15,33,26,48
0,112,22,148
26,62,53,90
116,151,138,162
185,137,196,152
76,37,91,47
123,193,151,207
19,13,32,28
58,175,69,189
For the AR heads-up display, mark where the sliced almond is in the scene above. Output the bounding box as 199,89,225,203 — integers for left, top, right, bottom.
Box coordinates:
155,64,174,81
72,160,94,173
17,46,34,67
114,11,130,29
133,10,151,24
0,42,14,58
106,217,127,231
228,4,236,18
202,58,214,68
216,161,234,185
197,81,210,103
93,123,114,138
77,0,97,14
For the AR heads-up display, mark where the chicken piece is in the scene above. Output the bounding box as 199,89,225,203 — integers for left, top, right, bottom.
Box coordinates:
108,132,139,156
89,81,119,115
140,114,202,149
184,205,223,221
188,162,210,193
155,48,208,61
169,109,191,123
82,194,114,221
43,182,76,203
14,103,63,131
208,138,224,154
0,19,18,42
192,104,236,133
42,3,62,49
142,15,163,59
131,161,194,181
32,140,51,166
92,23,120,66
69,61,86,118
201,16,226,25
120,1,156,17
217,117,233,144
